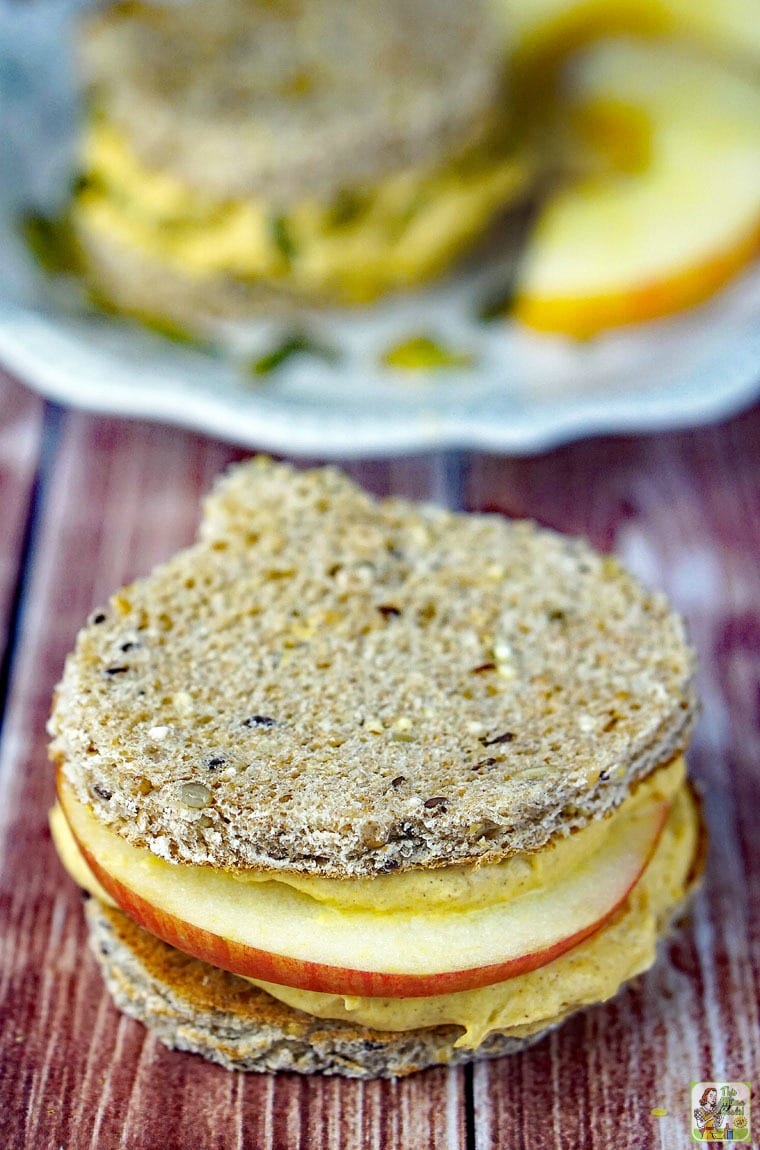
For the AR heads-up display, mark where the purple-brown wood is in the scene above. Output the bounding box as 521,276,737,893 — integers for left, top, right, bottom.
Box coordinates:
0,373,44,651
0,376,758,1148
0,406,464,1150
468,407,760,1149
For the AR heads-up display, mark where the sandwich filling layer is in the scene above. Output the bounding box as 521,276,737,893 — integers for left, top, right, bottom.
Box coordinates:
73,121,527,304
251,782,697,1046
52,757,698,1047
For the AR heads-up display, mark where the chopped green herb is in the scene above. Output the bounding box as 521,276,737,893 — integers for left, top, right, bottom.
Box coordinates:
19,211,79,275
386,193,428,241
270,214,297,263
85,287,214,350
328,190,366,228
84,286,120,317
248,331,340,377
137,314,216,350
476,279,518,323
71,173,92,197
382,335,475,372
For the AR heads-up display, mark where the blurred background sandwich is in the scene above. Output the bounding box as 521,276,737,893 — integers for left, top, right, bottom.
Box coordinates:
61,0,760,340
70,0,527,326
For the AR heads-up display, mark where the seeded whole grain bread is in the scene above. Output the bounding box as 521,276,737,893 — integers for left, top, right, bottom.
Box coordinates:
78,0,503,205
85,899,553,1078
49,457,697,878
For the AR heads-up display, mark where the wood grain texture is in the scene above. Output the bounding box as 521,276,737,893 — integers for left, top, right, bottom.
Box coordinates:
0,406,463,1150
468,405,760,1149
0,372,44,668
0,381,758,1148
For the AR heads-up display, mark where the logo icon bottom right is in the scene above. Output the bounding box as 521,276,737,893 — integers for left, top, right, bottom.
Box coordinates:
691,1082,751,1142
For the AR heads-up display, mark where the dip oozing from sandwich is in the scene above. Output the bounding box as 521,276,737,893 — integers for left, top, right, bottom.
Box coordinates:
70,0,527,321
49,459,703,1077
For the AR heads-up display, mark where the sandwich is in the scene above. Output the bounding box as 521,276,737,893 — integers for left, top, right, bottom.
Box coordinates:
48,458,704,1077
69,0,527,327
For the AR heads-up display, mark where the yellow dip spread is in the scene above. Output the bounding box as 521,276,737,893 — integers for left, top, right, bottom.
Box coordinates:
250,781,697,1045
72,121,527,303
51,756,698,1049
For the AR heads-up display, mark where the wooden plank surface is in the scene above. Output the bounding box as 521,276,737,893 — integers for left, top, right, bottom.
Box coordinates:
468,410,760,1149
0,396,464,1150
0,369,758,1149
0,372,44,681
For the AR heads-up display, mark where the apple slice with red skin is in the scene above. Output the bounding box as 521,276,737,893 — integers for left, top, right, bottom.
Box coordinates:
59,778,668,999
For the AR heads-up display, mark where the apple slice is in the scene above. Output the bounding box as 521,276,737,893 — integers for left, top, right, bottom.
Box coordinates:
512,39,760,336
493,0,760,73
494,0,667,73
660,0,760,67
59,778,668,998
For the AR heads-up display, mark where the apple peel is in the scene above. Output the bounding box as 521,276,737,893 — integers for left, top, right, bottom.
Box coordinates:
60,779,668,998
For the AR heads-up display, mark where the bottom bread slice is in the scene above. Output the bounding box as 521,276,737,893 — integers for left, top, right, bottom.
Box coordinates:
84,899,556,1078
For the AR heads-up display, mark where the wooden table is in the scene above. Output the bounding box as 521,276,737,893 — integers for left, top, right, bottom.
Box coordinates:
0,368,757,1149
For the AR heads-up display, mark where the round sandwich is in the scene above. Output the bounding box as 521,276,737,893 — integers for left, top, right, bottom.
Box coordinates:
49,458,704,1078
70,0,527,326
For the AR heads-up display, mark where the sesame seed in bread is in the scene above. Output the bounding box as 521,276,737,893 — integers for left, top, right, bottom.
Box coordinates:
49,458,697,879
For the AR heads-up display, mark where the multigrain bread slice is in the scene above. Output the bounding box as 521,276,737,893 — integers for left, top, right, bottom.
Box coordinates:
78,0,503,205
49,458,697,879
85,900,551,1078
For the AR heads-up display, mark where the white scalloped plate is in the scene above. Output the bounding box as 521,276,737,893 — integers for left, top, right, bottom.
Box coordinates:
1,0,759,458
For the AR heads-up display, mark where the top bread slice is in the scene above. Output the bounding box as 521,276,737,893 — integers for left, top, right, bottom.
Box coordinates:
49,458,697,878
78,0,504,204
